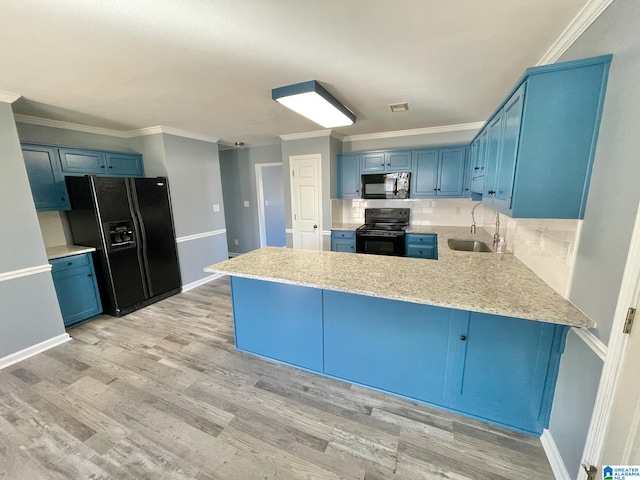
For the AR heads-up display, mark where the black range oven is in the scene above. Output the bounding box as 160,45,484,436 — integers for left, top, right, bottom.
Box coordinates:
356,208,409,256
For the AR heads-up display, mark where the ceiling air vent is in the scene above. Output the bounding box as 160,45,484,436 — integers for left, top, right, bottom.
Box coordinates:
389,102,409,112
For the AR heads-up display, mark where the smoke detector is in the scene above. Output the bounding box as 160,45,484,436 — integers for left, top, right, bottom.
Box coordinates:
389,102,409,113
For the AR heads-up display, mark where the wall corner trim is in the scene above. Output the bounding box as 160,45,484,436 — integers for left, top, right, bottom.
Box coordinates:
541,429,572,480
0,264,52,283
181,273,224,292
538,0,615,65
342,122,485,143
0,91,22,103
572,327,607,361
0,333,71,371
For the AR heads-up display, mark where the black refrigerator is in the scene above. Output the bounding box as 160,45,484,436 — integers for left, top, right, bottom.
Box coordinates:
65,176,182,317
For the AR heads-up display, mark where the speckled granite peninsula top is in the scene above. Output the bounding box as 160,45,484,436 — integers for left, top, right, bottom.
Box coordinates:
205,229,594,329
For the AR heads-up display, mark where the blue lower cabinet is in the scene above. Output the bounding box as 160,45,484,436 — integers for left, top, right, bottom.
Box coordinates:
228,277,569,435
331,230,355,253
50,253,102,327
446,311,568,433
324,291,457,405
230,277,323,372
405,233,437,259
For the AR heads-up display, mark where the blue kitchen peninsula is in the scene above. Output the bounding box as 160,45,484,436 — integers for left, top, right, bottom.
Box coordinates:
205,239,594,435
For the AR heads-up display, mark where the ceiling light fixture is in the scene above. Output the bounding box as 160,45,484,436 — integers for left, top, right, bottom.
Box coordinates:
389,102,409,113
272,80,355,128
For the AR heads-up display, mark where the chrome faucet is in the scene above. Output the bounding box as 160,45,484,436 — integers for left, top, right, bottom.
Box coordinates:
470,202,481,234
493,212,501,248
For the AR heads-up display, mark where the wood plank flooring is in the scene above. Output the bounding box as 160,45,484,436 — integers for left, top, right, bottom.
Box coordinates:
0,278,554,479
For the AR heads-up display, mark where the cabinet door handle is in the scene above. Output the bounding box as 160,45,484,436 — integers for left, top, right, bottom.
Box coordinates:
474,167,480,170
460,335,467,341
487,190,496,195
108,166,113,169
67,262,73,266
100,165,105,168
60,197,66,201
87,274,93,277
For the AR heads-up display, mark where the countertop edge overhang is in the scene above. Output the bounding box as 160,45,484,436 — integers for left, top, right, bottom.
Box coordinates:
205,229,595,330
46,245,96,260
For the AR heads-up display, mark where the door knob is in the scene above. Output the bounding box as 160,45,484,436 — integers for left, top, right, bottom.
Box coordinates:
313,225,318,229
460,335,467,341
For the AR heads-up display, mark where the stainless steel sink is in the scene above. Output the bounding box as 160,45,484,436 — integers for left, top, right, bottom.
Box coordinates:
447,238,493,252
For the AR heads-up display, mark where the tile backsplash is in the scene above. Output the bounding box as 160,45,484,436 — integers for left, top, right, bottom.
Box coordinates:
333,198,580,298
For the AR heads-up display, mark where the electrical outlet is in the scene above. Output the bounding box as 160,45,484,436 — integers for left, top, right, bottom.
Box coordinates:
213,204,220,212
234,239,239,245
243,201,250,207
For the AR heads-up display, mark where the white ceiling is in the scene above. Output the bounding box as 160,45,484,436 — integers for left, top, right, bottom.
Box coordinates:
0,0,591,147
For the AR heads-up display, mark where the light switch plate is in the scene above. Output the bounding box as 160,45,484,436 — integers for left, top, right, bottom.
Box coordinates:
243,201,250,207
213,204,220,212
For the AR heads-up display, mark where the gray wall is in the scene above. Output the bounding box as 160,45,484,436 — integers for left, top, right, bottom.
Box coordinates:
219,144,282,254
548,0,640,474
160,134,228,284
0,103,66,358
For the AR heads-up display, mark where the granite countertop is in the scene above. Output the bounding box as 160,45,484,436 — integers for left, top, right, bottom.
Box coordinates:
330,223,362,231
205,227,594,329
46,245,96,260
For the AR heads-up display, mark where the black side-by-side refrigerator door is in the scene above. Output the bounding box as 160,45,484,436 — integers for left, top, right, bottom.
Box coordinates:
130,177,182,297
92,177,148,312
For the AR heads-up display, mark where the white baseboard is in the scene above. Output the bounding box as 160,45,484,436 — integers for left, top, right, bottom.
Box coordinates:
227,252,241,258
0,333,71,370
541,429,571,480
181,273,224,292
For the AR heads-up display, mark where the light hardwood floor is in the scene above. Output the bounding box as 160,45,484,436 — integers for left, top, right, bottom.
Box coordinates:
0,278,554,479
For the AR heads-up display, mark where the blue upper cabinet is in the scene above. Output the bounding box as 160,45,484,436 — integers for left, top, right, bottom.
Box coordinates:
105,152,144,177
59,147,144,177
337,154,361,198
360,150,412,173
22,144,70,211
470,129,488,195
59,148,106,174
412,146,467,198
479,55,612,218
411,149,438,196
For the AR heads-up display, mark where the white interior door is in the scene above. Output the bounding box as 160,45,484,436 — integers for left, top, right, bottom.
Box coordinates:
290,154,321,250
600,290,640,465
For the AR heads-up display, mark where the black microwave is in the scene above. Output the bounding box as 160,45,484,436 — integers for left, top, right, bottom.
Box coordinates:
361,172,410,199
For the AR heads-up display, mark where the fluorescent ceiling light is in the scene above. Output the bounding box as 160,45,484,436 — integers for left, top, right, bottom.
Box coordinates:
272,80,355,128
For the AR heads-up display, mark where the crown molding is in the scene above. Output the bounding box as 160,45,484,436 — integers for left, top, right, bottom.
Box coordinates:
126,126,219,143
279,129,335,141
538,0,615,65
13,114,219,143
14,114,131,137
0,91,21,104
342,121,484,143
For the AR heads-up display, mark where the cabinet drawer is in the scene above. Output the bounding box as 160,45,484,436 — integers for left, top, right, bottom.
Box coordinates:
50,253,90,273
331,230,355,240
406,233,437,246
406,245,437,259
